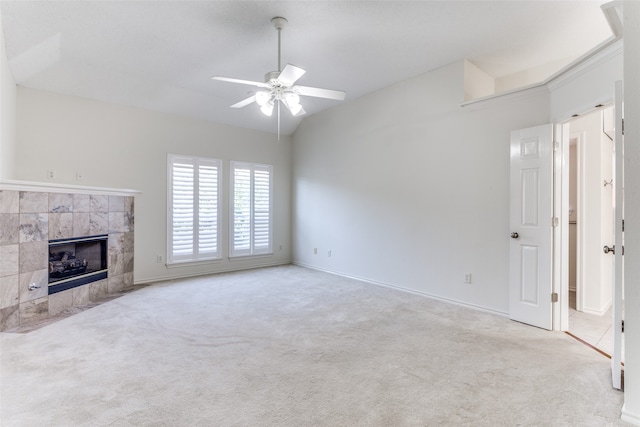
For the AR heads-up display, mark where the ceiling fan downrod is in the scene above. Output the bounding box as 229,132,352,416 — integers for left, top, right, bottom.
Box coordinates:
271,17,287,73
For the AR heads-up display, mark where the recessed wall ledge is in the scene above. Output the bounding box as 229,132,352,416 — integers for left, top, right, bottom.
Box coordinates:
0,179,141,196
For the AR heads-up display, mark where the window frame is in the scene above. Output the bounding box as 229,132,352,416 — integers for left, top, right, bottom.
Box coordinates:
230,161,274,258
167,154,222,265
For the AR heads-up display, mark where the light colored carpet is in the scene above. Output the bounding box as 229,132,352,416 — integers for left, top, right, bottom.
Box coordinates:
0,265,626,426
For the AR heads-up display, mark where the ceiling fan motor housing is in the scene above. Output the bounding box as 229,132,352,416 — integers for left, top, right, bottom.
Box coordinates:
265,71,281,84
271,17,288,30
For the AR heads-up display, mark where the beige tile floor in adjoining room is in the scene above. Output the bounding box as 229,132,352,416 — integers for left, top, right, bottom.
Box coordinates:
568,290,625,363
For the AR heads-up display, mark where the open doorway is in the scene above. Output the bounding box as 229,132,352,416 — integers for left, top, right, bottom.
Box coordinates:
566,106,622,361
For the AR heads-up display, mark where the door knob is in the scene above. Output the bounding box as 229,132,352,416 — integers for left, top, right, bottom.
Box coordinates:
603,245,615,254
510,232,519,239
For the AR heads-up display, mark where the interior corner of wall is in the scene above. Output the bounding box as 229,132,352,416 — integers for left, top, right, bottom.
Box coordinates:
463,59,496,102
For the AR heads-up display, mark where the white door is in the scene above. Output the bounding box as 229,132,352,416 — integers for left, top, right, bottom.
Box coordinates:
611,81,624,390
509,124,554,330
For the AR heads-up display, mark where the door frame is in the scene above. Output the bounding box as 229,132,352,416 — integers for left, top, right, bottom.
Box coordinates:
554,122,570,332
554,103,615,332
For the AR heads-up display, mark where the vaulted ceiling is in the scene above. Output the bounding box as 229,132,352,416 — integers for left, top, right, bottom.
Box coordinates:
0,1,613,136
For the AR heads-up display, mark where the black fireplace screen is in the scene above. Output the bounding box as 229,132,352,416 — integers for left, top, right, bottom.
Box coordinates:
48,235,108,294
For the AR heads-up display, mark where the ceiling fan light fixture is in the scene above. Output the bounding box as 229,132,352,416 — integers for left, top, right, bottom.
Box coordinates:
285,92,300,106
284,92,301,113
287,102,303,116
255,90,271,106
284,93,303,115
260,100,275,116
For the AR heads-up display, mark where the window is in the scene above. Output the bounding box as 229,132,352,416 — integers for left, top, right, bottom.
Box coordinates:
230,161,273,257
168,155,221,264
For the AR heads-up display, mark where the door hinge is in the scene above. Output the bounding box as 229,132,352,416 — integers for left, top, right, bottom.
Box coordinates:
622,118,625,136
622,219,625,232
554,141,560,152
552,217,559,227
551,292,559,303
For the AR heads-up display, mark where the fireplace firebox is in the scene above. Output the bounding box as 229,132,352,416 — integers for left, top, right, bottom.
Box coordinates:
48,235,108,294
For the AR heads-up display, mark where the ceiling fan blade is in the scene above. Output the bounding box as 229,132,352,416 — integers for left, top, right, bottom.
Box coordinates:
231,95,256,109
212,76,270,88
278,64,306,86
296,85,346,101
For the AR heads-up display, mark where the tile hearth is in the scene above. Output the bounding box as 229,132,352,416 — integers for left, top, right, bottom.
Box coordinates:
0,188,135,331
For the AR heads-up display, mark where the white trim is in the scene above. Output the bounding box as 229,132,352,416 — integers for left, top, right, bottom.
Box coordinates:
461,83,548,109
133,260,291,285
546,38,623,91
621,404,640,426
165,257,223,269
228,253,274,261
0,179,140,196
581,300,613,317
553,123,570,331
293,261,509,318
601,1,623,38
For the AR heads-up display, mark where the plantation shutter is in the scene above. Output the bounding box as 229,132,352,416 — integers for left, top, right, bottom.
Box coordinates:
168,155,221,263
253,166,271,254
232,166,252,255
198,163,220,256
170,159,194,260
231,162,273,257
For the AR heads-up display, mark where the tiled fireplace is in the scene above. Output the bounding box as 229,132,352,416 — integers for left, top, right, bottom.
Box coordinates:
0,186,135,331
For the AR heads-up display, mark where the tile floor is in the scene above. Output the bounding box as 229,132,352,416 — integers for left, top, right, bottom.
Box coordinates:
568,290,625,363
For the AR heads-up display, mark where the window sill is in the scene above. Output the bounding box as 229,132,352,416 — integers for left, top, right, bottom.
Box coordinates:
166,257,223,269
228,253,274,262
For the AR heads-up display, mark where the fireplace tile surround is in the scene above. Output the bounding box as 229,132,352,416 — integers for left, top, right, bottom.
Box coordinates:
0,185,135,331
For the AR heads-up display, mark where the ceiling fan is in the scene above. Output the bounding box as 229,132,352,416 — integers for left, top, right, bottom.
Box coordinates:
212,16,346,134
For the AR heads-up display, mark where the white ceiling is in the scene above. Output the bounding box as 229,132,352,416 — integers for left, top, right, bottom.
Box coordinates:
0,1,613,136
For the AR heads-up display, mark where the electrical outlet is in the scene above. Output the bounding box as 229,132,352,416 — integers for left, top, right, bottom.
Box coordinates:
464,273,472,284
157,255,163,263
327,250,332,257
313,248,318,255
279,245,283,251
47,170,56,179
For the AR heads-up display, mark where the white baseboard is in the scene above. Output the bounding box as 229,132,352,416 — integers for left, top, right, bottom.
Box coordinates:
622,404,640,426
293,261,509,318
581,299,613,316
134,260,292,285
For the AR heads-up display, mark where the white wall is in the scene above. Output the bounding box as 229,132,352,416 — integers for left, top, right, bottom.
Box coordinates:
496,57,575,94
0,7,17,180
623,0,640,423
292,61,550,314
549,40,623,122
14,87,292,283
571,111,613,315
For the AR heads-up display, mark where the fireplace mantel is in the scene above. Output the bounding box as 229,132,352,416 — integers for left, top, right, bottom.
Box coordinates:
0,180,141,196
